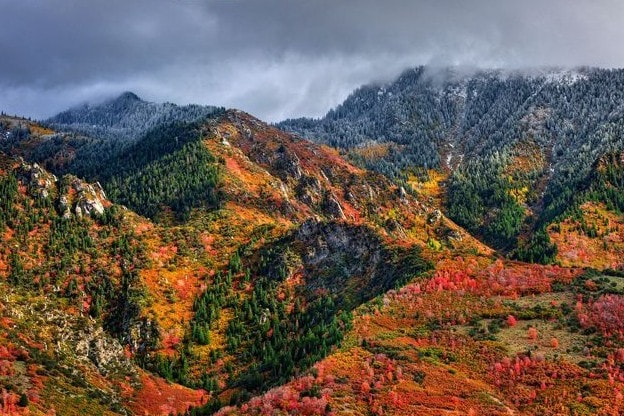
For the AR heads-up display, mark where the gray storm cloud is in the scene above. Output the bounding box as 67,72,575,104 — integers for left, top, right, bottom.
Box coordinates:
1,0,623,121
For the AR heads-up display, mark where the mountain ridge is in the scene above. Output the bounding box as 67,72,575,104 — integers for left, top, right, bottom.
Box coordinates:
2,72,624,414
46,91,222,143
0,107,490,415
279,65,624,260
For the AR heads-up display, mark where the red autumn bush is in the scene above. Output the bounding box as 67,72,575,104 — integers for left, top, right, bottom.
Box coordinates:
577,294,624,340
216,376,332,416
527,327,538,341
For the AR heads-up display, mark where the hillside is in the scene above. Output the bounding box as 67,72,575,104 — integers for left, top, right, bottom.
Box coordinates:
0,94,223,181
0,109,488,414
279,67,624,261
2,89,624,415
0,153,208,415
46,92,220,143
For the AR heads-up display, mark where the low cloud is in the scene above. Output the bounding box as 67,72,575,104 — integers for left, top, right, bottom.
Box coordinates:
1,0,623,121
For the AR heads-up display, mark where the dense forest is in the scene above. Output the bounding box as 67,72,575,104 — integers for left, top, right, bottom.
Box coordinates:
1,97,226,222
47,91,219,142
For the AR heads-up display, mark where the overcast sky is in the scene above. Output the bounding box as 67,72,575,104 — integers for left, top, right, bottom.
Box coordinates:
1,0,624,122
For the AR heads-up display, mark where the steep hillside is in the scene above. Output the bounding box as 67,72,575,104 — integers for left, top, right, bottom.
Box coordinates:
4,91,624,415
0,109,491,414
219,257,624,416
1,94,223,181
280,67,624,258
0,154,209,415
119,110,492,408
546,152,624,269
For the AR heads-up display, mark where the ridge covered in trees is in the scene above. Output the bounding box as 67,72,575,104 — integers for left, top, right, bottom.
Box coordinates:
280,66,624,258
2,70,624,415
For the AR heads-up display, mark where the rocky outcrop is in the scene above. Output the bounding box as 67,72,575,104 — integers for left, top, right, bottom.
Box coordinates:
272,145,303,181
428,209,442,224
59,195,72,218
75,327,130,376
386,218,407,239
398,186,408,203
16,159,56,199
12,157,107,218
295,174,323,206
447,229,464,242
291,220,430,308
71,177,106,217
323,193,346,220
3,292,136,379
297,219,381,273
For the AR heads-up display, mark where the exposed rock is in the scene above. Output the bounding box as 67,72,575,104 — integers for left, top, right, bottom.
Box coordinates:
243,127,252,139
76,193,105,216
296,175,323,206
273,144,303,181
70,326,130,376
298,217,322,239
297,221,379,268
398,186,408,203
367,185,376,201
279,181,290,201
319,169,330,183
70,177,106,217
94,181,107,199
291,220,428,309
386,218,407,239
428,209,442,224
447,230,464,242
16,158,57,200
13,158,108,219
16,296,137,379
59,195,71,218
324,193,346,220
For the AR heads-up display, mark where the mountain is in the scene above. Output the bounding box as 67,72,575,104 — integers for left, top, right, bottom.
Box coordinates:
0,153,207,415
0,94,225,193
279,67,624,261
0,108,489,415
47,91,221,142
2,83,624,415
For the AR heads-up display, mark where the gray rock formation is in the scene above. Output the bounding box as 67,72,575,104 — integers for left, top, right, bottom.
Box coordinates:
324,193,346,220
16,159,56,200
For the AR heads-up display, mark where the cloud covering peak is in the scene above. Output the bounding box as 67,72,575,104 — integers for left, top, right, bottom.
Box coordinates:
1,0,623,121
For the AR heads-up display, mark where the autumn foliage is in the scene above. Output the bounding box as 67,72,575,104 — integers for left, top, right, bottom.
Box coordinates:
577,294,624,340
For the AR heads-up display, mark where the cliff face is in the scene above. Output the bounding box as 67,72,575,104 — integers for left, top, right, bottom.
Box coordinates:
292,219,429,308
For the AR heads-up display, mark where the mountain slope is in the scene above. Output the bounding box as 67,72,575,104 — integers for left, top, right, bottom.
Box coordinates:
4,89,624,415
46,92,220,142
0,153,209,415
279,67,624,259
0,109,489,414
546,151,624,269
1,94,223,184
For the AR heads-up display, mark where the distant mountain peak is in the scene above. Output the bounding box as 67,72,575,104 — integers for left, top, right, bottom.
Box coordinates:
115,91,142,103
46,91,219,142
